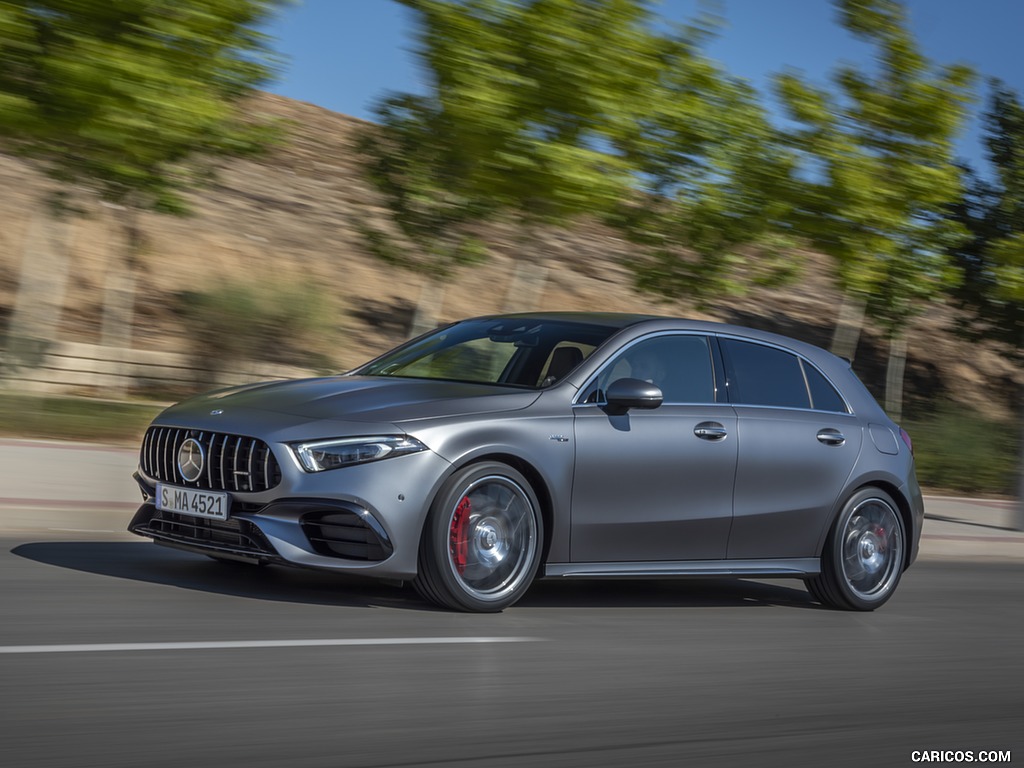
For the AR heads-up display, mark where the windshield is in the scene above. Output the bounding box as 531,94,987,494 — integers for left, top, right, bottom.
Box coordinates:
353,318,617,388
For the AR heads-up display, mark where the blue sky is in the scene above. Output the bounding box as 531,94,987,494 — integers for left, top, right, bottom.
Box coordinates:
265,0,1024,178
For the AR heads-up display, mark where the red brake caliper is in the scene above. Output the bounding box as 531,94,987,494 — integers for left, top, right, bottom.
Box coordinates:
449,496,471,574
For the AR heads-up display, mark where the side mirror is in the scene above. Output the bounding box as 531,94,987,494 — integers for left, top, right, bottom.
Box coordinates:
604,378,663,415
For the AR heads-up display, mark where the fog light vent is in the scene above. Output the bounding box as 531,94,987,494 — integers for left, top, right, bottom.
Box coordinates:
301,510,393,562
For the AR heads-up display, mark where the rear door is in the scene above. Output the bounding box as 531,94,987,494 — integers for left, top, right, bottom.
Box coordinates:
719,338,862,559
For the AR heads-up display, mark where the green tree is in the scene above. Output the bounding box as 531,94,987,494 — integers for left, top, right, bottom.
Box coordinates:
965,82,1024,531
776,0,974,420
609,24,798,306
0,0,285,363
951,82,1024,350
357,94,490,335
397,0,675,310
947,167,1002,336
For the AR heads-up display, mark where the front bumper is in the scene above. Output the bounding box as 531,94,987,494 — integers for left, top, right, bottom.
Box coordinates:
129,496,394,565
128,441,453,580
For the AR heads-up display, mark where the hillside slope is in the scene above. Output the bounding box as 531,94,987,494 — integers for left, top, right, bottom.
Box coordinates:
0,92,1019,420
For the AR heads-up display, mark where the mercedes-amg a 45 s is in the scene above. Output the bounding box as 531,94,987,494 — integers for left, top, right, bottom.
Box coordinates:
129,313,923,612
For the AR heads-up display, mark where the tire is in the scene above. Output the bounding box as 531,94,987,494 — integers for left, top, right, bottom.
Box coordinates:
808,487,906,611
413,462,543,612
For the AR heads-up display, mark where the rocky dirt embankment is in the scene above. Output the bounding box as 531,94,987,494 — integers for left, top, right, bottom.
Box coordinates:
0,92,1019,418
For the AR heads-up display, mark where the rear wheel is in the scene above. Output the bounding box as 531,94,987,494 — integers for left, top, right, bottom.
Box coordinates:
413,462,542,612
808,487,905,611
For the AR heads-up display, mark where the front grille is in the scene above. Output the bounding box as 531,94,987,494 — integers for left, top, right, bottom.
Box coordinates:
141,427,281,492
140,510,279,558
302,511,394,562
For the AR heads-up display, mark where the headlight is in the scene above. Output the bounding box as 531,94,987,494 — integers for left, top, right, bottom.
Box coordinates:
291,436,428,473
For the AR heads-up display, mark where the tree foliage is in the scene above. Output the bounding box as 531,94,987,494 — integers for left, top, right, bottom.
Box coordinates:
948,195,1023,354
0,0,285,213
391,0,796,311
358,93,489,279
356,91,492,334
397,0,671,228
949,82,1024,353
776,0,974,336
610,23,798,305
0,0,287,358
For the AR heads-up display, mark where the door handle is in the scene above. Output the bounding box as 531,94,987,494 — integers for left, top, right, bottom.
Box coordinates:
816,428,846,446
694,422,728,441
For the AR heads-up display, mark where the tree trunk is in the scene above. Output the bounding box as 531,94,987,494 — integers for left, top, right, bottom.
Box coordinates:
99,267,137,349
409,277,446,338
500,223,550,313
100,206,143,348
830,292,867,362
502,225,550,315
884,332,908,423
3,211,71,374
99,206,142,396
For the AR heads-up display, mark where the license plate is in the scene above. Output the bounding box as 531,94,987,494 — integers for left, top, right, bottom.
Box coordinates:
156,484,230,520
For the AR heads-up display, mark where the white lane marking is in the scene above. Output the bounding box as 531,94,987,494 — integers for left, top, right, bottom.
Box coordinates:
0,637,544,655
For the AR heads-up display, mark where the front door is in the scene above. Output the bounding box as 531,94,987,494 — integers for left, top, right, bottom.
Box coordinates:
569,334,737,562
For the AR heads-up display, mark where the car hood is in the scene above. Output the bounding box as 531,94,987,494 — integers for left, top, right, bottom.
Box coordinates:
163,375,541,426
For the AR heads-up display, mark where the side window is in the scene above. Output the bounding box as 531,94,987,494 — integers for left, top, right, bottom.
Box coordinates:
537,342,595,387
721,339,809,409
803,361,848,412
590,334,716,404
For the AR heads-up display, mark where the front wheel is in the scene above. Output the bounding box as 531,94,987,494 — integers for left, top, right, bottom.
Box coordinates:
413,462,543,612
808,487,906,611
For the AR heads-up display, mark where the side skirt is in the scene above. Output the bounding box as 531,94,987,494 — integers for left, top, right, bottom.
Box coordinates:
542,558,820,579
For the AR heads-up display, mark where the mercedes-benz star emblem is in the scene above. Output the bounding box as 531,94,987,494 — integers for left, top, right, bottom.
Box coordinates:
177,438,206,483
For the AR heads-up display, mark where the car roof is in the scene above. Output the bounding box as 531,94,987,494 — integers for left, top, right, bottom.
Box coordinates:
473,312,662,329
471,312,838,360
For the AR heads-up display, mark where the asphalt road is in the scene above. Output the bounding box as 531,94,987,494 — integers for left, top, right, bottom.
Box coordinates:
1,531,1021,768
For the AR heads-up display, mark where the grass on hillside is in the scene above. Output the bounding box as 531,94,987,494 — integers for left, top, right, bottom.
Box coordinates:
904,403,1019,497
0,392,165,445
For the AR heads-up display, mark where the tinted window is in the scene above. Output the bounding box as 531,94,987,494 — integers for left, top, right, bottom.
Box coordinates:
591,334,716,404
803,361,847,412
722,339,809,408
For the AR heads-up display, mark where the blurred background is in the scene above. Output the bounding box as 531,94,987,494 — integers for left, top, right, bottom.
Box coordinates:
0,0,1021,499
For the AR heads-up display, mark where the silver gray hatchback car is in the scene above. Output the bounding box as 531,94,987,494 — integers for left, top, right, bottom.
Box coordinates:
129,313,923,612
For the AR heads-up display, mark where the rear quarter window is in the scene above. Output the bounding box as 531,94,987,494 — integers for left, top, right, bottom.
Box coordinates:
803,362,848,412
721,339,809,409
721,338,848,412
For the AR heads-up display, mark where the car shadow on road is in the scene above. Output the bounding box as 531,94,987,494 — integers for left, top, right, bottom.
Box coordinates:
520,577,819,610
12,540,822,611
11,540,422,610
